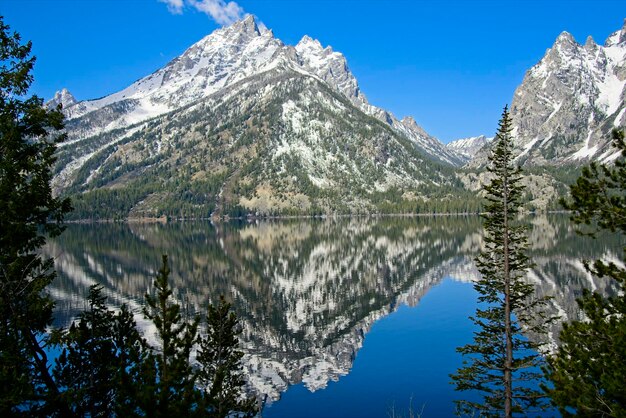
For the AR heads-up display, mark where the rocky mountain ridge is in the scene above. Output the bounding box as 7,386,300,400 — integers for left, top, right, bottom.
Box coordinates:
512,22,626,165
48,17,626,217
50,16,474,218
468,20,626,168
54,16,461,167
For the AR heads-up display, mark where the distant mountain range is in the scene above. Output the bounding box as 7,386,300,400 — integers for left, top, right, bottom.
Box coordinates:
49,17,625,218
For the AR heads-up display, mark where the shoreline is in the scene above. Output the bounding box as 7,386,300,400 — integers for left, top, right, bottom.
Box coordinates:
64,210,571,224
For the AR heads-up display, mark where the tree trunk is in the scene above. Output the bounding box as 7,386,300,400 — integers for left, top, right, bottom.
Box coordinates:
26,329,75,418
503,167,513,418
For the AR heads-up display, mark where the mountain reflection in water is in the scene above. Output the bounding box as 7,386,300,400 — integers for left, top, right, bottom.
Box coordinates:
45,215,622,406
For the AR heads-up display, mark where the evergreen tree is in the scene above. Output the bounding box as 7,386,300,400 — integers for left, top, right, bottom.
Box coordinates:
141,255,200,417
451,107,551,417
0,17,72,416
545,129,626,417
197,295,257,418
51,284,150,418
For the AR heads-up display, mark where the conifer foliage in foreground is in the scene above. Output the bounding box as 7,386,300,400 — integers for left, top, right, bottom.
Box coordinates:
0,18,257,416
0,16,73,416
143,255,201,417
52,285,149,417
53,256,258,418
451,107,552,417
545,129,626,417
198,295,258,417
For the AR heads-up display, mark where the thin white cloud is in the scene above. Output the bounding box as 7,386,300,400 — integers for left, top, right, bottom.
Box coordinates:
159,0,246,26
158,0,184,14
190,0,245,25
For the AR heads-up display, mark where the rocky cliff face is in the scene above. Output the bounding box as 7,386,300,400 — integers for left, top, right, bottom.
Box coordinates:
469,21,626,168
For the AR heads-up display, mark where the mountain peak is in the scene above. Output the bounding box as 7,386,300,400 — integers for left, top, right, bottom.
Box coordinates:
296,35,323,51
584,35,597,49
555,31,575,45
401,116,418,128
229,14,259,35
47,88,77,109
605,19,626,47
546,30,579,60
400,116,432,138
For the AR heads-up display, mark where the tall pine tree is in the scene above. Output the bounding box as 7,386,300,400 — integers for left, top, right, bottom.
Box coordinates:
451,107,551,417
545,129,626,417
0,17,72,416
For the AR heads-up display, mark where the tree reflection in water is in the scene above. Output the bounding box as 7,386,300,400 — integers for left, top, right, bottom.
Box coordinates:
45,215,622,403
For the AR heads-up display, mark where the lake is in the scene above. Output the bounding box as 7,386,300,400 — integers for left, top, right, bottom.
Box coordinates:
45,215,622,417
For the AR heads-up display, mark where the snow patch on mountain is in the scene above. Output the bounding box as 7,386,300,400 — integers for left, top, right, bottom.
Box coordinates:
446,135,492,163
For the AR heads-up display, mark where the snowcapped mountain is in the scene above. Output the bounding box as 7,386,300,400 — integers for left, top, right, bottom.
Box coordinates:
509,20,626,165
63,17,280,122
51,16,470,218
54,16,459,164
294,34,368,110
446,135,492,163
51,16,626,216
47,88,77,109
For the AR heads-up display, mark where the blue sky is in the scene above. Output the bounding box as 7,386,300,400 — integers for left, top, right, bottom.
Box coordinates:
2,0,624,142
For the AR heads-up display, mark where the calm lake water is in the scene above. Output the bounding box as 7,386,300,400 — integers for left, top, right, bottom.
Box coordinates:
45,215,622,417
